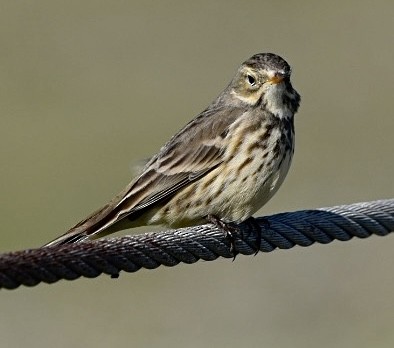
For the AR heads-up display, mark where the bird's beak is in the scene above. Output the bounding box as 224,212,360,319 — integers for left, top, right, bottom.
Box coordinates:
268,73,285,84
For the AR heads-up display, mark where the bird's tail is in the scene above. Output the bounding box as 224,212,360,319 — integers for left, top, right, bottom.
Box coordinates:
42,198,135,247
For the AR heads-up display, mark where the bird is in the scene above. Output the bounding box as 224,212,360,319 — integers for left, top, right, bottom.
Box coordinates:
44,53,300,248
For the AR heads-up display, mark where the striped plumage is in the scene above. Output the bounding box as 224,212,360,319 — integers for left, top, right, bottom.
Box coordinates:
44,53,300,247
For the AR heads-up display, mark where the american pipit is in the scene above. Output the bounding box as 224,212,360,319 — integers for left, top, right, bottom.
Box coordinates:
45,53,300,249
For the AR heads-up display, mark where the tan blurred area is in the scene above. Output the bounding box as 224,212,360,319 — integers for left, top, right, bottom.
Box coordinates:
0,1,393,347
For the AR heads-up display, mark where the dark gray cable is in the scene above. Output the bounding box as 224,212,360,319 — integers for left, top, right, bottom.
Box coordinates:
0,199,393,290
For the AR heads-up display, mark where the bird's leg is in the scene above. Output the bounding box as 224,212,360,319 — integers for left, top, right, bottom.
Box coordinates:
243,216,269,255
206,215,239,259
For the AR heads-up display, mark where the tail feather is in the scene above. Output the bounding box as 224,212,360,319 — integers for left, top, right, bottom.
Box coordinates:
43,198,150,247
43,202,119,247
43,229,90,247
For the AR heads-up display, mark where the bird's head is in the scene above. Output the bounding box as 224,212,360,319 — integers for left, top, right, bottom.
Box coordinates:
229,53,300,117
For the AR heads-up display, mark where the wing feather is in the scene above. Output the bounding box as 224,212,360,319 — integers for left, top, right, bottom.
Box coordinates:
44,106,245,246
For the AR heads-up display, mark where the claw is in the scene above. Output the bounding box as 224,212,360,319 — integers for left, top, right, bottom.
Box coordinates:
244,217,269,255
206,215,239,260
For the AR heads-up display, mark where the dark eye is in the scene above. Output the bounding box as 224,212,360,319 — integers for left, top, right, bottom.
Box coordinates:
247,74,256,86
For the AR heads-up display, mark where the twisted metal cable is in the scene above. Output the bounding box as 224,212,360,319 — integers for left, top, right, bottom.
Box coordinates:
0,199,393,290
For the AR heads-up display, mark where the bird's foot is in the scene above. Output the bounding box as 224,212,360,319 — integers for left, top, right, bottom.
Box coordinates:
244,217,269,255
206,215,239,260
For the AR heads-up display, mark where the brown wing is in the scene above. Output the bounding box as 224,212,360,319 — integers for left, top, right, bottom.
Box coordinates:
44,106,244,246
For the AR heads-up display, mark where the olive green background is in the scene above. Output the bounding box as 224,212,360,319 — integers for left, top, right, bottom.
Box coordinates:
1,1,393,347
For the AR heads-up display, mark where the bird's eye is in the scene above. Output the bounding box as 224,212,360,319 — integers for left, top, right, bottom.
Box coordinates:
247,74,256,86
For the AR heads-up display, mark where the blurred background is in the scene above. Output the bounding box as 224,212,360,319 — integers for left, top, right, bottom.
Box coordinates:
0,1,393,347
